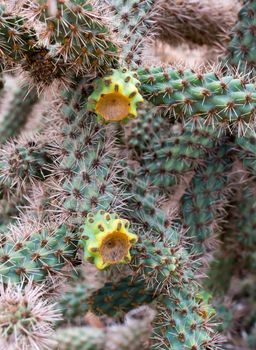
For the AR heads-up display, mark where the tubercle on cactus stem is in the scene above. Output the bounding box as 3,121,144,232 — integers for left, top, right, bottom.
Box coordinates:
80,210,138,269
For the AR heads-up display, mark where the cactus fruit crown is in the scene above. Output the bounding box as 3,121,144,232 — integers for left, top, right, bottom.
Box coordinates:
80,210,138,269
87,68,144,123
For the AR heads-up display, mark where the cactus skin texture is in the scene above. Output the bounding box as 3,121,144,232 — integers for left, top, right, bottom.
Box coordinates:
223,186,256,273
88,276,155,317
0,76,123,285
80,210,138,269
130,237,190,291
108,0,159,67
0,223,78,283
236,131,256,176
128,104,168,155
0,136,50,196
226,0,256,73
0,0,119,89
54,327,105,350
35,0,119,72
155,289,218,350
137,66,256,132
181,145,233,253
0,87,38,144
0,10,37,64
58,282,92,320
54,306,155,350
88,68,144,123
139,120,219,189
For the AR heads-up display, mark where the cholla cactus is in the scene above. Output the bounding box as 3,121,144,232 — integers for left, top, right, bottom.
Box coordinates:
0,0,255,349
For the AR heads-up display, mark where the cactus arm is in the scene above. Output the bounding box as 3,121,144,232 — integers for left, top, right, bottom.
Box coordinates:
137,66,256,133
107,0,160,68
181,145,233,254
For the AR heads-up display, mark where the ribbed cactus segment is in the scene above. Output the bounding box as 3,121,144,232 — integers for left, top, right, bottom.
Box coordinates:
108,0,159,67
123,179,219,348
225,187,256,267
80,210,138,269
236,131,256,176
0,1,119,88
36,0,118,72
0,6,68,89
0,76,121,284
181,145,233,253
128,105,167,155
248,324,256,349
55,306,155,350
140,121,218,188
205,254,236,295
0,77,123,284
0,224,78,283
0,11,37,63
88,68,143,123
88,276,155,317
226,0,256,73
155,287,218,350
105,306,155,350
0,137,50,196
59,282,91,319
131,237,191,291
54,327,105,350
0,87,38,144
125,173,180,241
233,189,256,248
137,67,256,132
53,78,123,219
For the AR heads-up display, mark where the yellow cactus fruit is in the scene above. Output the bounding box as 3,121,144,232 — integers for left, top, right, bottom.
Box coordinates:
80,210,138,269
87,68,144,123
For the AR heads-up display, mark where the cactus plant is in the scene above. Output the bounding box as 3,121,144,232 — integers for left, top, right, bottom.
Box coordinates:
0,0,256,349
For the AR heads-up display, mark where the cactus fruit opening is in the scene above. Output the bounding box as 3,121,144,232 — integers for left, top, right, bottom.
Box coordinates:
100,232,130,264
81,211,138,269
88,69,144,123
96,93,131,122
